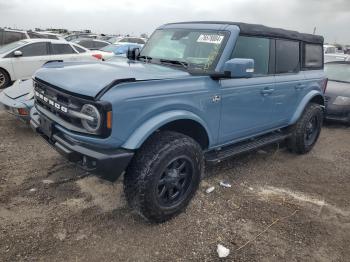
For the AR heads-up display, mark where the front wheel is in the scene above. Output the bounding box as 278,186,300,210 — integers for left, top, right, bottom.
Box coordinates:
287,103,323,154
0,69,10,89
123,131,204,223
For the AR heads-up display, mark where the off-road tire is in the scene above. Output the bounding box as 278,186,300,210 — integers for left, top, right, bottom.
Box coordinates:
0,68,10,89
287,103,323,154
123,131,204,223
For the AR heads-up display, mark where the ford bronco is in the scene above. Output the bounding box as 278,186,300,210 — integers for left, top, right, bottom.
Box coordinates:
30,22,326,222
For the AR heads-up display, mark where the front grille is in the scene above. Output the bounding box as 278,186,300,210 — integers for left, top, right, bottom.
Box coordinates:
34,79,93,133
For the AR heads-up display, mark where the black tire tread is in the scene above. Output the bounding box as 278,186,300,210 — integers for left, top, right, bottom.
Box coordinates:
287,103,323,154
123,131,204,223
0,68,10,89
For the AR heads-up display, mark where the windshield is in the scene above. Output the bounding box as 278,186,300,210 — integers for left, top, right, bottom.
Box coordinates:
0,40,27,54
140,29,227,71
324,63,350,83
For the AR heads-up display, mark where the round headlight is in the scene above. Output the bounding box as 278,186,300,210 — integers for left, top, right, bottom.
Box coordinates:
80,104,101,133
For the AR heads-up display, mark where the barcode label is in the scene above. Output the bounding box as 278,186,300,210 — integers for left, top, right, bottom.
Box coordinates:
197,34,224,44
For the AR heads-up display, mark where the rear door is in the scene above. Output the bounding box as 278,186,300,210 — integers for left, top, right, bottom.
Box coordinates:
272,39,304,124
10,42,50,79
219,36,276,144
50,43,80,61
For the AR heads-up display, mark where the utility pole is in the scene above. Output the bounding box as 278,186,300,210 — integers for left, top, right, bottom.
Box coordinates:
313,26,316,35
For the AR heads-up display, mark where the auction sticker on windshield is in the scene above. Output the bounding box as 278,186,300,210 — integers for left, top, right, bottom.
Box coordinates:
197,34,224,44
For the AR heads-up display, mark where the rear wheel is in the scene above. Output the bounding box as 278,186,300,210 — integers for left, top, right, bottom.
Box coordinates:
0,69,10,89
287,103,323,154
123,131,204,223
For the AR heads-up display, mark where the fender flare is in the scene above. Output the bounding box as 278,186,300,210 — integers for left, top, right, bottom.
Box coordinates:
122,110,212,150
289,90,324,125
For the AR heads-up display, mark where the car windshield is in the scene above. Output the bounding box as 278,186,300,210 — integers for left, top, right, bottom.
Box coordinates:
0,40,27,54
139,29,227,71
324,63,350,83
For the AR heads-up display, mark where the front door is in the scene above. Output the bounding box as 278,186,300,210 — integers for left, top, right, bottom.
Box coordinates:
219,76,276,144
218,35,276,145
11,42,50,79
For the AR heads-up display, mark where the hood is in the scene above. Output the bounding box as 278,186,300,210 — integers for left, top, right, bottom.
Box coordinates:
3,79,33,99
34,58,191,98
326,80,350,98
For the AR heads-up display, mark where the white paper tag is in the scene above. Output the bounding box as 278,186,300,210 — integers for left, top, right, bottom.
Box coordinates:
197,34,224,44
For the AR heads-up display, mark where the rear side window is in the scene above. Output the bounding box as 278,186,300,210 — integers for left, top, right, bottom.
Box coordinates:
3,31,26,45
276,40,300,74
51,44,75,54
18,42,48,56
303,44,323,69
73,44,87,53
231,36,270,75
324,46,336,54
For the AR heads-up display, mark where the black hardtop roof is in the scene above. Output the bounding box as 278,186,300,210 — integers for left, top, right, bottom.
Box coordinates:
165,21,324,44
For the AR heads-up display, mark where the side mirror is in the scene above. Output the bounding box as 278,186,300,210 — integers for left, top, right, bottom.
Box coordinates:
127,47,140,60
14,50,23,57
223,58,254,78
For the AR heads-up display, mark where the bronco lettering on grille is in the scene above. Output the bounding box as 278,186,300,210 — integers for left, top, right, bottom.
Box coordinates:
35,90,68,113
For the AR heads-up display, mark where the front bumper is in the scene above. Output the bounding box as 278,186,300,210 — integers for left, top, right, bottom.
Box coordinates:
0,91,31,122
325,103,350,123
30,110,134,181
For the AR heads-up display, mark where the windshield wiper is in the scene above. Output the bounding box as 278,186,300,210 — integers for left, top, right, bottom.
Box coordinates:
159,59,188,69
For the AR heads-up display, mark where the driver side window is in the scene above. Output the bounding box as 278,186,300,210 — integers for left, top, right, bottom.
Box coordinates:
16,42,49,57
231,36,270,76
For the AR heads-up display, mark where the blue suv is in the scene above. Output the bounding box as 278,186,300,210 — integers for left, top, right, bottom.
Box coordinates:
30,22,326,222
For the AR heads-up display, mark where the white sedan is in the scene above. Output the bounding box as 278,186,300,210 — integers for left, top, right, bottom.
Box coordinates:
0,39,113,89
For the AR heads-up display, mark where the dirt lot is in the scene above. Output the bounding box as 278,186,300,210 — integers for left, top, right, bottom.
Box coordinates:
0,110,349,262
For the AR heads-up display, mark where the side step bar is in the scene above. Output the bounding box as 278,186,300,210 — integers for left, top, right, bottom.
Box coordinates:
205,132,290,164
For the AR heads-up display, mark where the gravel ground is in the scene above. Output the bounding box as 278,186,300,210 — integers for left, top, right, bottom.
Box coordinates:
0,110,349,261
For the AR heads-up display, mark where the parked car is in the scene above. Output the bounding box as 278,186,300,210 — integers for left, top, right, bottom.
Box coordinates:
0,28,63,47
100,35,118,42
34,31,64,40
324,61,350,123
109,36,147,45
324,44,349,63
99,42,143,56
64,33,98,42
30,21,326,223
0,79,33,121
0,39,106,89
72,38,110,50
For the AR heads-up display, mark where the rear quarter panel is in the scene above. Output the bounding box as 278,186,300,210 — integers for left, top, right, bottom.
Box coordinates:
289,69,325,125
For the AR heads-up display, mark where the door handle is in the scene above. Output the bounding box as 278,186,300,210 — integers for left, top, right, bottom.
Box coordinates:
295,84,306,90
261,87,275,95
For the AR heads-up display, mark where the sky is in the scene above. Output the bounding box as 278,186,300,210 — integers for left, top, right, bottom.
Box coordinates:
0,0,349,44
